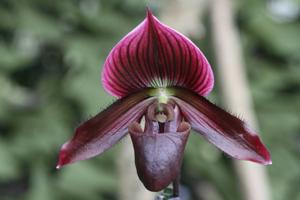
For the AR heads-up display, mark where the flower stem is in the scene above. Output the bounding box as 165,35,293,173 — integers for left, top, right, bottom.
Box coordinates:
155,175,181,200
172,175,180,198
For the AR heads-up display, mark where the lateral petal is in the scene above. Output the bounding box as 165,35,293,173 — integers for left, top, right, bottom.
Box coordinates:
102,9,214,98
171,87,271,165
57,90,155,168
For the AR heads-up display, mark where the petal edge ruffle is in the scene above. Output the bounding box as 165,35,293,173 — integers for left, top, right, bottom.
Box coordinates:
57,90,155,168
172,87,271,165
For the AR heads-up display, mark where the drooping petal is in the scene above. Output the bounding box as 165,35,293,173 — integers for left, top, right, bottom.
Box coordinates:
56,90,155,169
102,9,214,98
129,121,190,191
171,87,271,165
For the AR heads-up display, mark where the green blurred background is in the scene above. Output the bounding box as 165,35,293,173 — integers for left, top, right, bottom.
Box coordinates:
0,0,300,200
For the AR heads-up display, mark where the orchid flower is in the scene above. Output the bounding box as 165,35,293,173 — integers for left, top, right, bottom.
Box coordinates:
57,10,271,192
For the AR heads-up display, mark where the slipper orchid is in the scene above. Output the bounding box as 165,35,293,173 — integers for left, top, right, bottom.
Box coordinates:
57,10,271,192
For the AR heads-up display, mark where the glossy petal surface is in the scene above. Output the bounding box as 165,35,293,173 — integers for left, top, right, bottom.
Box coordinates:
172,87,271,165
129,122,190,191
57,90,155,168
102,10,214,98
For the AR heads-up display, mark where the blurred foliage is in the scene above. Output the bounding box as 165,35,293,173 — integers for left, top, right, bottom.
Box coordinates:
237,0,300,200
0,0,299,200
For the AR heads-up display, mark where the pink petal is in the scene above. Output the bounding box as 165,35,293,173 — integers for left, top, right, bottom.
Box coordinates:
56,90,155,169
171,88,271,165
102,9,214,98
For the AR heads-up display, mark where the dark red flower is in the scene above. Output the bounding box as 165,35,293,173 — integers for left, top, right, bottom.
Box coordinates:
57,9,271,192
